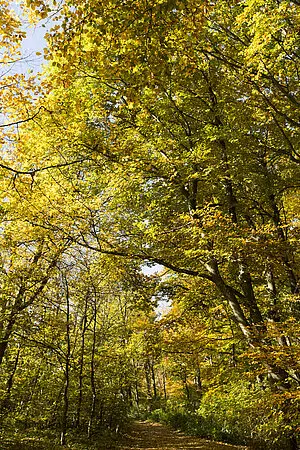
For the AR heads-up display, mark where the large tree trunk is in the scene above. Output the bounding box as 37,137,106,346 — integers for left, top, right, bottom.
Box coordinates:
205,258,291,388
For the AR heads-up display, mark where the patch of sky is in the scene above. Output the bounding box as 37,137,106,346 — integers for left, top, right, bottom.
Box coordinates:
0,6,53,128
141,263,171,319
141,263,164,276
8,3,54,76
155,298,171,320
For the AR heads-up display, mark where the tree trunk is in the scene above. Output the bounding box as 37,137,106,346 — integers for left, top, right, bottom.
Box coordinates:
144,360,152,400
151,360,157,399
0,315,17,366
61,274,71,446
75,294,88,429
1,345,20,411
88,298,97,439
162,369,167,401
206,258,291,388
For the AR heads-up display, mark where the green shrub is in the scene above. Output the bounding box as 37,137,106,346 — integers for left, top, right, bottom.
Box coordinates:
147,382,299,450
197,381,299,449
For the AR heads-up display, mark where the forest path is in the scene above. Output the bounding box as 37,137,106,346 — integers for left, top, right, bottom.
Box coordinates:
118,421,249,450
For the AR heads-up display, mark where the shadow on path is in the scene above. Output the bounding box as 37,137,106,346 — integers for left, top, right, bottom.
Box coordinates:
119,421,249,450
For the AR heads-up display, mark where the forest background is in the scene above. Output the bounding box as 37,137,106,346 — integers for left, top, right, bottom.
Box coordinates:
0,0,299,449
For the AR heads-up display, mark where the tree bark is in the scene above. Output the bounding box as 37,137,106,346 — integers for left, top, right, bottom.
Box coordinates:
88,297,97,439
1,345,20,411
75,294,88,429
61,274,71,446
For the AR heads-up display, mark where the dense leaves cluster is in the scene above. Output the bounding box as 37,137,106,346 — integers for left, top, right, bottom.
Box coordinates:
0,0,299,448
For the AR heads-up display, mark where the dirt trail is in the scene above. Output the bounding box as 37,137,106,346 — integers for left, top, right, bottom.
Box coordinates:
119,421,249,450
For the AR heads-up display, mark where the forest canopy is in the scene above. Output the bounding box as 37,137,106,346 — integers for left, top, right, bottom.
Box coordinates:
0,1,299,449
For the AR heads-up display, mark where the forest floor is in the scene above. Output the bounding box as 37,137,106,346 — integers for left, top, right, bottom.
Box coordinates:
0,421,250,449
118,421,249,450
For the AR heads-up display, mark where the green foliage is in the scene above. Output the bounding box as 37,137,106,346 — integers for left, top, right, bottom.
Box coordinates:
0,0,299,448
148,381,299,450
0,426,121,449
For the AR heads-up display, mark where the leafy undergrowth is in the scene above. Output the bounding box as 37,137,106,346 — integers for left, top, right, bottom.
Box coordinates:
145,381,299,450
0,428,121,449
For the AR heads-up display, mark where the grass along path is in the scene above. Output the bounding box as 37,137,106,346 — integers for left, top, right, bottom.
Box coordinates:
119,421,249,450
